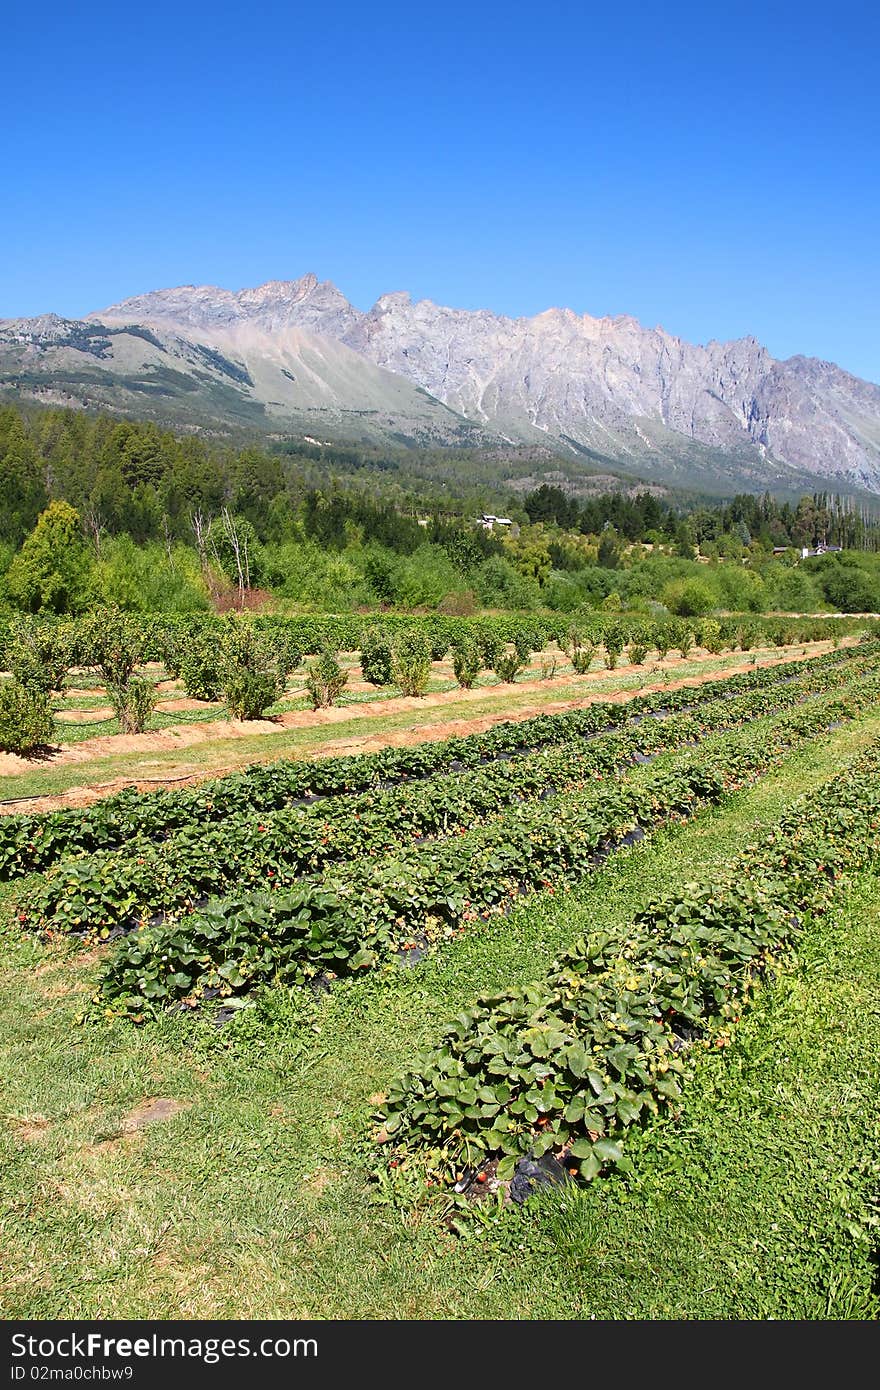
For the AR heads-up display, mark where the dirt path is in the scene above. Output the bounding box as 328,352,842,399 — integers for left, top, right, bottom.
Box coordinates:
0,641,849,815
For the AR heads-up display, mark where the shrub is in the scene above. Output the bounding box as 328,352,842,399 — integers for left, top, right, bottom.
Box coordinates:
77,605,158,731
513,633,532,664
226,672,283,719
653,625,672,661
494,649,524,683
736,625,754,652
360,627,393,687
628,642,648,665
438,590,477,617
668,620,694,659
699,618,723,654
539,656,558,680
79,605,143,690
177,627,224,701
305,650,348,709
0,681,53,754
392,631,432,698
452,639,481,689
571,643,595,674
110,674,156,734
5,619,71,694
561,624,583,657
475,629,503,668
219,615,300,719
602,622,625,669
662,578,716,618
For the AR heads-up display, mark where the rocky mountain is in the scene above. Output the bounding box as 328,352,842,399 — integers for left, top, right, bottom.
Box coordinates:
2,274,878,496
0,306,491,449
93,276,880,495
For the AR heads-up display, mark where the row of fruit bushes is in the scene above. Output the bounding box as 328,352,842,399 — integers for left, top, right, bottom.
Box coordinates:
376,736,880,1202
18,650,880,941
74,670,879,1016
4,640,872,880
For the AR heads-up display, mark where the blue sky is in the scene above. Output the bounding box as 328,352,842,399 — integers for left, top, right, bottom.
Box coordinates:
4,1,879,379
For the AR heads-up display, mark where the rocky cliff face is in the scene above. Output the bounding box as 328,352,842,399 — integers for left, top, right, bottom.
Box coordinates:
93,276,880,493
0,301,490,448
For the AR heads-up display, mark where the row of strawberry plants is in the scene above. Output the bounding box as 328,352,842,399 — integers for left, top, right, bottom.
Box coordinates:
374,735,880,1198
94,682,876,1015
21,658,879,939
2,640,871,881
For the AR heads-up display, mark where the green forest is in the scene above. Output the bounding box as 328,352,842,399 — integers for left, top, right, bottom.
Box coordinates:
2,403,880,618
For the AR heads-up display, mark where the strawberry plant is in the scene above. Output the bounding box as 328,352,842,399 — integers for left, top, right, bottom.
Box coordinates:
377,738,880,1193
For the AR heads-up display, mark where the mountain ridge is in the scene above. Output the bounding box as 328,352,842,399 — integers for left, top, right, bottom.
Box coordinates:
92,276,880,494
1,276,877,498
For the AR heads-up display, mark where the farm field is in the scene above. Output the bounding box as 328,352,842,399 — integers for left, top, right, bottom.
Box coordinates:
1,636,879,1319
0,635,853,808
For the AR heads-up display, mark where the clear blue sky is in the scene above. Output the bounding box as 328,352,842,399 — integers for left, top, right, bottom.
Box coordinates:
4,1,879,380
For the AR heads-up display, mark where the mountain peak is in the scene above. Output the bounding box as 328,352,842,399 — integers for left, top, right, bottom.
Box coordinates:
62,274,880,493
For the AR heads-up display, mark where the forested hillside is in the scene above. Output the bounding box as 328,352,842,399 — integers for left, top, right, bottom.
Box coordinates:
2,403,879,618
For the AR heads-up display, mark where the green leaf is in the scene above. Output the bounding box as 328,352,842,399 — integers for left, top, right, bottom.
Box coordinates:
591,1139,623,1163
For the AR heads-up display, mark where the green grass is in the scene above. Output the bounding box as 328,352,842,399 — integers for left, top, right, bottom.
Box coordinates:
1,712,878,1318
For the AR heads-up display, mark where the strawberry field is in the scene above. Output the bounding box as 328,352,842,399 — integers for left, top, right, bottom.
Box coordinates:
1,634,879,1318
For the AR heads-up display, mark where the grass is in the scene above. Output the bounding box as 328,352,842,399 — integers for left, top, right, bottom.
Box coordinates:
1,711,878,1318
0,643,824,804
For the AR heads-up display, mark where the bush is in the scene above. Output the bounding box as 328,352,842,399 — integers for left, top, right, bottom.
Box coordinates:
110,674,156,734
653,625,672,661
571,643,595,674
561,624,583,658
736,625,754,652
392,631,432,697
699,618,722,654
176,627,224,701
539,655,558,680
226,672,283,720
305,650,348,709
438,589,477,617
494,649,524,683
662,578,716,618
602,622,625,669
76,605,158,731
5,619,71,694
219,615,300,719
475,629,504,669
452,639,481,690
79,605,143,690
360,627,393,687
628,642,648,665
0,681,53,753
668,620,694,659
